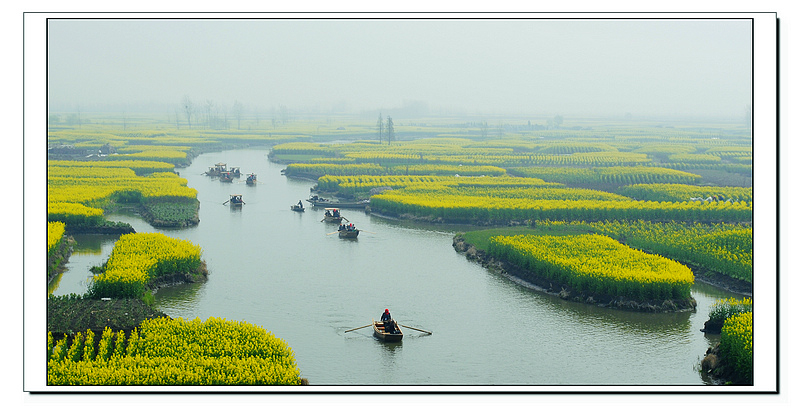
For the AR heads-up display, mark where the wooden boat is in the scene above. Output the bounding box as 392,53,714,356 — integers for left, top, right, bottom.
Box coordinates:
338,228,359,238
219,171,234,182
338,222,359,238
230,167,241,177
309,197,369,209
205,162,228,176
246,173,257,185
228,194,244,206
307,195,332,204
290,204,305,212
373,320,403,342
322,208,343,223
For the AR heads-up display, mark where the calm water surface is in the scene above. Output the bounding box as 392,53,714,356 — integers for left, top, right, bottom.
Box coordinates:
51,148,745,386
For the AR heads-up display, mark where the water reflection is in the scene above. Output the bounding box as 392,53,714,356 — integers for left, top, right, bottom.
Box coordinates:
50,234,119,296
494,269,696,336
71,234,119,254
153,282,205,313
377,341,403,365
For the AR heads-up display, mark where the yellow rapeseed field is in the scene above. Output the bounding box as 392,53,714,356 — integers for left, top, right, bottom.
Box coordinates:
47,317,302,385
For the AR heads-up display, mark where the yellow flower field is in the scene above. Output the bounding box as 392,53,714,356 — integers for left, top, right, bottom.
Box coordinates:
47,317,302,385
90,232,203,298
488,233,694,300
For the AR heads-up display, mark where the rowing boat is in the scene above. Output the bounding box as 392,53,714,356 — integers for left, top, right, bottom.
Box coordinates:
322,208,343,223
339,229,359,238
373,320,403,342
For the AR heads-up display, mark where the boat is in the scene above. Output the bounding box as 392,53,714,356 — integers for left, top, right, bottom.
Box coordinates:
205,162,228,177
219,171,234,182
322,208,343,223
290,203,305,212
308,195,369,209
228,194,244,206
338,223,359,238
246,173,257,185
373,320,403,342
230,167,241,177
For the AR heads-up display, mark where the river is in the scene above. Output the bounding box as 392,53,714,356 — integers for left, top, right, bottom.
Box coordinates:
49,148,746,387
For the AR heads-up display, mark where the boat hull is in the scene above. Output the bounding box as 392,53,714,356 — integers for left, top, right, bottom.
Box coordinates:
310,200,369,209
339,230,359,238
373,320,403,342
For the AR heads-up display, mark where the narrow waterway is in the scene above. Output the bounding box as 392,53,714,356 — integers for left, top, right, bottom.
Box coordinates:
50,148,745,386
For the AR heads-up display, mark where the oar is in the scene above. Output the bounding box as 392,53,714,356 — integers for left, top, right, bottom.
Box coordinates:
222,200,229,205
344,323,372,333
326,231,339,235
399,324,432,335
359,230,376,234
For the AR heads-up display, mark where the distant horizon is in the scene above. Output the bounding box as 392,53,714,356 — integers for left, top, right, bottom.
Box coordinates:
45,105,753,127
47,18,752,122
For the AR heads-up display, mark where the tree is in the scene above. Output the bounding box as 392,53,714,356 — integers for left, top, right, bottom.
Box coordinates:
182,95,194,129
376,113,384,144
279,105,289,124
204,99,214,129
65,113,80,126
232,100,244,130
546,114,564,130
385,116,395,146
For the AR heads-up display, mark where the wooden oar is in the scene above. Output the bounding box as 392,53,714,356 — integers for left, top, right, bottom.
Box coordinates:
326,231,339,235
222,200,229,205
344,323,372,333
399,324,432,335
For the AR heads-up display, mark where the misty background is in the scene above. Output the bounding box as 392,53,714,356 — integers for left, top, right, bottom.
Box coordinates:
47,18,752,120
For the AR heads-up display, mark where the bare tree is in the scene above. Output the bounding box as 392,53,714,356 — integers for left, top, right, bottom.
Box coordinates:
232,100,244,130
204,99,214,129
386,115,395,146
182,95,194,129
376,113,384,144
279,104,289,124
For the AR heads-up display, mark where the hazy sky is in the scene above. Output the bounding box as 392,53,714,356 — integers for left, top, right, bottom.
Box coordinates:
47,18,752,118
